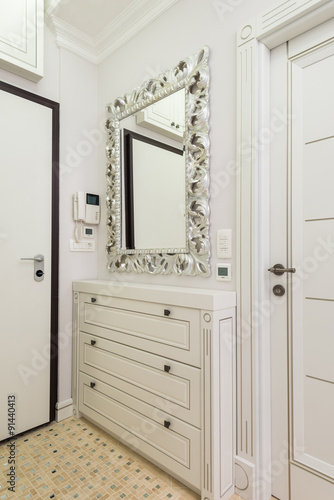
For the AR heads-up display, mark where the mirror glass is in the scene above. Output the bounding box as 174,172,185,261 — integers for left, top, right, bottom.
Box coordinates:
105,46,210,276
120,89,186,251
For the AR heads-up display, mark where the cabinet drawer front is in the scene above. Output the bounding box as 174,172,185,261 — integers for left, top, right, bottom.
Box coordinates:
79,332,200,427
79,294,200,367
79,372,200,489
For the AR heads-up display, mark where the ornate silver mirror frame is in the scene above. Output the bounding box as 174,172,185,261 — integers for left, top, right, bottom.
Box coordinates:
105,46,210,276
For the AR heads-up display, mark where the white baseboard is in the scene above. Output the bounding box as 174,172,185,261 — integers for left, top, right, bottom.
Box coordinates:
55,398,73,422
222,484,235,500
235,456,256,500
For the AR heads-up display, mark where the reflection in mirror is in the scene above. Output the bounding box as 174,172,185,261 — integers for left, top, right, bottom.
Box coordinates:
105,46,210,276
121,128,186,250
135,89,185,143
120,88,186,251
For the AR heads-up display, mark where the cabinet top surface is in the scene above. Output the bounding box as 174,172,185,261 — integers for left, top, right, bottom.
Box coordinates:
73,280,236,311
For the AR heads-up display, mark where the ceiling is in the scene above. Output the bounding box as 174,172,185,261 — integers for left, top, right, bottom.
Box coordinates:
48,0,135,38
45,0,180,64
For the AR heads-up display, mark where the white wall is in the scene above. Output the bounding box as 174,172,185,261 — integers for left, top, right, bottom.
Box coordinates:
58,48,99,403
0,0,282,407
0,27,99,404
96,0,279,289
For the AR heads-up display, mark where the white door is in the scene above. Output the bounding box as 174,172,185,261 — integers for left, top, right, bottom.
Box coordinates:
0,84,58,440
270,19,334,500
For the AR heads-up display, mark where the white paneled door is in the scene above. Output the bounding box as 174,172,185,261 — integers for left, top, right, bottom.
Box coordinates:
270,20,334,500
0,83,58,441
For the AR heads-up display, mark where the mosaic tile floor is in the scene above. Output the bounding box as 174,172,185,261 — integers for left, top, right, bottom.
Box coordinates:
0,416,263,499
0,417,202,500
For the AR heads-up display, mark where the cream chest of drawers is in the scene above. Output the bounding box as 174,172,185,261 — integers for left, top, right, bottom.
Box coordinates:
72,280,236,500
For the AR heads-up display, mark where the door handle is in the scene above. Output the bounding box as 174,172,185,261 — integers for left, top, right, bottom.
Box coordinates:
268,263,296,276
21,254,44,282
21,256,44,262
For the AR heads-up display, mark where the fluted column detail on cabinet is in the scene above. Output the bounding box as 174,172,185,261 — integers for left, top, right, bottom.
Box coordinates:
201,309,235,500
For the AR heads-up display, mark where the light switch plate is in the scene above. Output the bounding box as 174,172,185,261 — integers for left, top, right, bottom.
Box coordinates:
70,239,95,252
217,229,232,258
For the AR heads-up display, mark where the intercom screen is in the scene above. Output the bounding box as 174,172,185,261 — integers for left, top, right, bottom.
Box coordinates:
86,193,99,206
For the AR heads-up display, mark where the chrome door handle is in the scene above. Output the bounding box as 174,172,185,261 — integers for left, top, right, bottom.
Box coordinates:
21,254,44,282
21,255,44,262
268,263,296,276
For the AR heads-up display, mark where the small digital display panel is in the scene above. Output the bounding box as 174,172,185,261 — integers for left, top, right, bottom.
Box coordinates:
86,193,99,206
218,266,228,277
85,228,93,235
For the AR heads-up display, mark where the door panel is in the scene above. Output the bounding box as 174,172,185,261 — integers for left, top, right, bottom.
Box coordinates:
271,21,334,499
292,46,334,482
303,139,334,220
303,55,334,142
302,220,334,298
304,376,334,466
291,465,334,500
0,83,58,440
304,300,334,384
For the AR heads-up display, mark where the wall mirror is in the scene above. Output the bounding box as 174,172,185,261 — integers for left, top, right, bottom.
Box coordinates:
105,46,210,276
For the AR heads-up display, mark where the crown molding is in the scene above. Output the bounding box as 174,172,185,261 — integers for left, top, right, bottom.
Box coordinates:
48,16,97,64
95,0,180,64
46,0,180,65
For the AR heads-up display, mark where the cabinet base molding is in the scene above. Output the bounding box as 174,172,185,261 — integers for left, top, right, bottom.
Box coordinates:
234,457,256,500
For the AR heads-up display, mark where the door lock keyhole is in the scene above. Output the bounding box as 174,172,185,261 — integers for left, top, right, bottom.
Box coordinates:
273,284,285,297
36,270,44,278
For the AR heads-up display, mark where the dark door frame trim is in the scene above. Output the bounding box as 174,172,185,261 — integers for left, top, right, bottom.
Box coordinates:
0,81,59,423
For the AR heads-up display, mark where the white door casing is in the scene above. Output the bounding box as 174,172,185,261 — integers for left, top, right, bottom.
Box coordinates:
0,83,59,440
269,41,290,500
236,1,334,499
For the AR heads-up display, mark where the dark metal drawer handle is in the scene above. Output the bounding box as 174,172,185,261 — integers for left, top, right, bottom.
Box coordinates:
91,340,96,346
91,297,97,303
164,309,170,317
164,365,171,373
90,382,96,389
164,420,171,429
